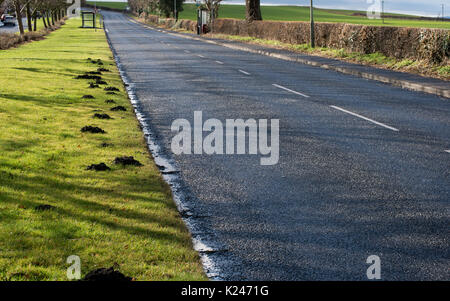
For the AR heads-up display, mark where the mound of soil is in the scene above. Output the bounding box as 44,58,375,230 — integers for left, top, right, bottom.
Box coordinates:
93,113,112,119
104,87,120,92
86,163,111,171
89,83,99,89
110,106,127,112
82,267,132,281
97,68,110,72
75,74,102,80
105,99,116,104
106,92,117,95
100,143,113,147
114,156,143,166
81,126,106,134
96,79,108,85
35,204,55,211
82,95,95,99
90,59,104,65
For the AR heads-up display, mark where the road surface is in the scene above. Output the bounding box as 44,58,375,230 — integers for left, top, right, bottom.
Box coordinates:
0,18,30,33
103,11,449,280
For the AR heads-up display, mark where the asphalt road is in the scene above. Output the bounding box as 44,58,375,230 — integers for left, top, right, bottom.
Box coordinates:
103,11,449,280
0,18,29,33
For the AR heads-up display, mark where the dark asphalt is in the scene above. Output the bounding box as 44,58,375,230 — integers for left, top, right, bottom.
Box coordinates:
0,18,29,33
103,11,449,280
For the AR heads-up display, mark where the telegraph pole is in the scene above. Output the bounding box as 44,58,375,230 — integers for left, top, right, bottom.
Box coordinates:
174,0,178,21
442,4,445,21
310,0,315,48
382,0,385,24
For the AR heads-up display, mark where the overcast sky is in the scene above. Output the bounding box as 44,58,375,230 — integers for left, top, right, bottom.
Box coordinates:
95,0,447,17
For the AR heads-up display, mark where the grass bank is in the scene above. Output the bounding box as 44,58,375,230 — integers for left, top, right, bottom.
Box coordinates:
0,18,206,281
211,34,450,81
89,1,450,29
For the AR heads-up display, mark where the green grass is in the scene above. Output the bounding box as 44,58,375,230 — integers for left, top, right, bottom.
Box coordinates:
216,34,449,80
184,4,450,29
87,1,128,10
88,1,449,29
0,18,206,281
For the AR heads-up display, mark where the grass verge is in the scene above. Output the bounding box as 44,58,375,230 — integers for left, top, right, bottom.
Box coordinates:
0,18,206,281
210,34,450,81
0,19,63,50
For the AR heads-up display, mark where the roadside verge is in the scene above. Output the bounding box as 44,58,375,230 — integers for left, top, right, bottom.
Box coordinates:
0,18,206,281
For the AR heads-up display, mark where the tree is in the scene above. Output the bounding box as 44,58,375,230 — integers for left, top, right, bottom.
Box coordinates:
246,0,262,21
13,0,24,35
204,0,222,20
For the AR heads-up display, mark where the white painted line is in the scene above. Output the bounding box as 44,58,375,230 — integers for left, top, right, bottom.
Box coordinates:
196,54,206,58
272,84,309,98
184,50,191,54
445,150,450,154
105,28,109,33
238,69,251,75
215,60,224,65
330,105,399,132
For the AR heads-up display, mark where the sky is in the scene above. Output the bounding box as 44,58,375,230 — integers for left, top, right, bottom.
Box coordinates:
94,0,448,17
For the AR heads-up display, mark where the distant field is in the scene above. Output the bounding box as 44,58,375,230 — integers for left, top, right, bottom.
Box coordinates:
88,2,450,29
87,1,128,10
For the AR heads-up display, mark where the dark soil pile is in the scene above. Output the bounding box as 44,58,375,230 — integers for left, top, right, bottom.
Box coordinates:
81,126,106,134
82,95,95,99
104,87,120,92
76,74,102,80
114,156,143,166
35,204,55,211
110,106,127,112
82,267,132,281
93,113,112,119
86,163,111,171
96,79,108,85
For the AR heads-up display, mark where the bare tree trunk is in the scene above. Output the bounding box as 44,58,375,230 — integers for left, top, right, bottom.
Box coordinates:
33,13,37,31
26,2,32,32
42,13,48,28
14,0,24,35
46,12,51,28
246,0,262,21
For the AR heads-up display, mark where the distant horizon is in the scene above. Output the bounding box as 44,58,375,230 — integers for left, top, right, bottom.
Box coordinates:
89,0,448,18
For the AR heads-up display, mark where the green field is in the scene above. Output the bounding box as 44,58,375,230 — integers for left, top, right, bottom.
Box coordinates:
87,1,128,10
0,18,206,281
88,1,450,29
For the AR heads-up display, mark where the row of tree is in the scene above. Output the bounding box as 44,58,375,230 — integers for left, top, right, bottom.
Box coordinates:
1,0,69,35
128,0,184,18
128,0,263,21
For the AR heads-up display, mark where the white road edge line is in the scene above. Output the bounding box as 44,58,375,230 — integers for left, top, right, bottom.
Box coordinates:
272,84,309,98
445,150,450,153
238,69,251,75
330,105,400,132
215,60,224,64
105,28,109,33
196,54,206,58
